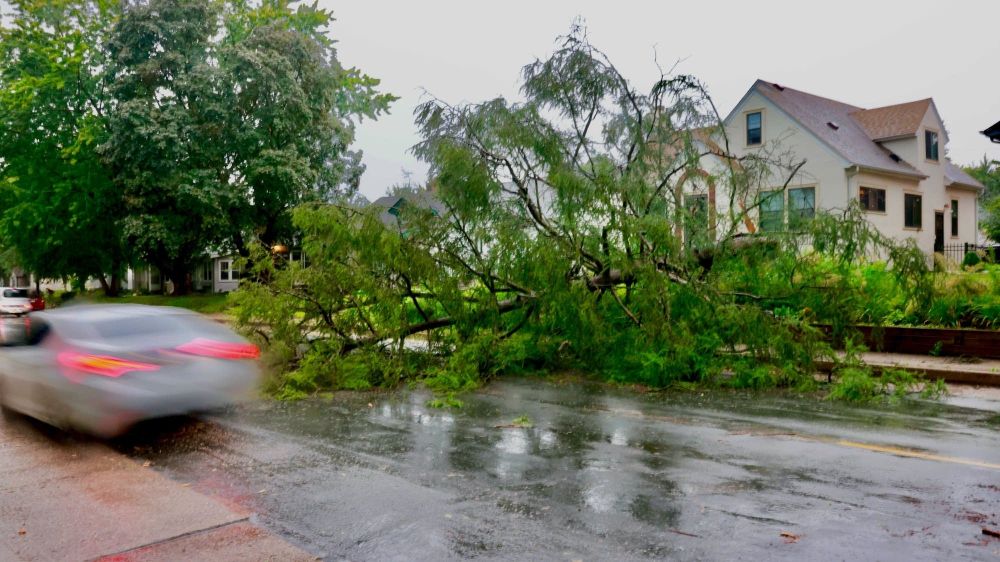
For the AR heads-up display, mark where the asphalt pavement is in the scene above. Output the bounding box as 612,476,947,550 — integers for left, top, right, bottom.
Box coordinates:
86,378,1000,561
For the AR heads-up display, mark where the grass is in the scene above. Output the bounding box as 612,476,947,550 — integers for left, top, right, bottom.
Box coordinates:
61,291,234,315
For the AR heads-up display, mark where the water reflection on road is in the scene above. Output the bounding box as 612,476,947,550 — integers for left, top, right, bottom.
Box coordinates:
0,316,30,346
115,377,1000,560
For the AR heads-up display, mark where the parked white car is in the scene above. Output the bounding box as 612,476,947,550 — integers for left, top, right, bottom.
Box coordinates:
0,288,31,316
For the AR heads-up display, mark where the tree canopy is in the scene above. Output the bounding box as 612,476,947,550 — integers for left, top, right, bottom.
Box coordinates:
233,27,930,399
966,157,1000,242
0,0,124,290
0,0,394,293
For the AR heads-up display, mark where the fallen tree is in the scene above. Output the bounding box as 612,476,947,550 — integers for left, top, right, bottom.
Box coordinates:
233,26,933,399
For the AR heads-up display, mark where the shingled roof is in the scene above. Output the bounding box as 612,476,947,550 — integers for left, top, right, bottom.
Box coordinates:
983,120,1000,143
370,189,446,228
850,99,933,141
747,80,926,179
944,159,984,190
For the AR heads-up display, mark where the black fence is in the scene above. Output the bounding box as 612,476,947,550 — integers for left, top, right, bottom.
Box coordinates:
939,243,998,263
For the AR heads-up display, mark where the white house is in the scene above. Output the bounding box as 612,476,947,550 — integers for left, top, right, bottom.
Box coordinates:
687,80,984,257
12,256,246,294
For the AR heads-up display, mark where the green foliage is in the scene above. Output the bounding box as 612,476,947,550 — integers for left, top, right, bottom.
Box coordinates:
0,0,394,294
427,395,464,409
510,415,533,428
827,341,945,403
0,0,126,288
968,158,1000,243
73,292,232,314
827,366,879,402
233,25,937,404
963,251,981,268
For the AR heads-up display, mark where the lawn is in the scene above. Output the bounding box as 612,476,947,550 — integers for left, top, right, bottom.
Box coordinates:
62,292,233,315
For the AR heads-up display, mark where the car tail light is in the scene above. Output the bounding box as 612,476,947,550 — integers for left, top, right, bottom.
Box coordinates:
57,352,160,378
175,338,260,360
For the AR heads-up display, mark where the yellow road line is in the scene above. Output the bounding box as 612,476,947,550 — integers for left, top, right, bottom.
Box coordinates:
835,439,1000,471
597,405,1000,471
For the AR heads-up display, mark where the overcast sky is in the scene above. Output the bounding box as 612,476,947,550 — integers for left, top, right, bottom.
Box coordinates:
326,0,1000,200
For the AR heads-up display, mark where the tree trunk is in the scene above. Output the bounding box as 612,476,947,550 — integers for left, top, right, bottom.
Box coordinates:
105,270,121,297
168,260,192,296
104,253,123,297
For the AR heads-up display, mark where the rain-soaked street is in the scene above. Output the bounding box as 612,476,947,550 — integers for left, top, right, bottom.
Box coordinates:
92,377,1000,561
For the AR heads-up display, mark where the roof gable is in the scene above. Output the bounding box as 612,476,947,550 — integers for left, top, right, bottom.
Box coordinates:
721,84,851,167
850,99,931,140
727,80,928,179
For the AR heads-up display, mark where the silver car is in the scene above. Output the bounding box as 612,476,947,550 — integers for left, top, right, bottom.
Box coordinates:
0,304,261,437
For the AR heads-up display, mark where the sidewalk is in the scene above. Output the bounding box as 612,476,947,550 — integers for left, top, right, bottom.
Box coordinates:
0,416,315,562
817,352,1000,386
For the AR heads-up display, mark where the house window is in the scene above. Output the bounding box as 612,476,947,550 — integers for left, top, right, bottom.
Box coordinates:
859,187,886,212
925,130,938,161
202,265,211,282
904,194,922,229
150,268,161,286
788,187,815,229
684,193,709,245
758,190,784,232
746,112,762,145
951,200,958,236
219,259,240,282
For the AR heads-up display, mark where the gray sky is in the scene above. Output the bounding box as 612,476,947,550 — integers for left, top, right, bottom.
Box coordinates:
327,0,1000,200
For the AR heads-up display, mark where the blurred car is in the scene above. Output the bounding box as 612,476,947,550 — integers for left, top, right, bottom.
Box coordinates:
0,304,261,437
0,288,32,316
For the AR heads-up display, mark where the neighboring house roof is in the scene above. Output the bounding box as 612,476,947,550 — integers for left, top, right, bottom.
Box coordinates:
850,99,932,141
944,159,985,190
983,120,1000,143
370,189,446,228
744,80,927,179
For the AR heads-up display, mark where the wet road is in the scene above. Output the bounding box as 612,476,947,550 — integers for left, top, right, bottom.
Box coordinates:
105,378,1000,560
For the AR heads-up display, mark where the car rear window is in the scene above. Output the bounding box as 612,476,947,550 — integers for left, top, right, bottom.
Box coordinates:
3,289,28,298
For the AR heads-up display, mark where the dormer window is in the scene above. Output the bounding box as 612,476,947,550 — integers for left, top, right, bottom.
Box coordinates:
746,112,762,145
925,130,939,161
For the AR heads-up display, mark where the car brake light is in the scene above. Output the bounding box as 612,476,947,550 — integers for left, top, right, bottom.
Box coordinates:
57,352,160,378
175,338,260,360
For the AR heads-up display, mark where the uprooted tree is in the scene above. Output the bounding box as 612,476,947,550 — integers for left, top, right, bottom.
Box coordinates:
233,26,932,398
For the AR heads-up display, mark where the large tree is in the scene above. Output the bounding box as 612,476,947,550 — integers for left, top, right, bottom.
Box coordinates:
219,0,395,252
101,0,394,293
0,0,126,293
101,0,234,294
233,27,929,397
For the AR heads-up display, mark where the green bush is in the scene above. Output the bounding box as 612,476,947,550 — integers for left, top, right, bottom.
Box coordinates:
963,251,982,268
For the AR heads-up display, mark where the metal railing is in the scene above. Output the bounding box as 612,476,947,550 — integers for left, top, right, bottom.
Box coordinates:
938,243,997,263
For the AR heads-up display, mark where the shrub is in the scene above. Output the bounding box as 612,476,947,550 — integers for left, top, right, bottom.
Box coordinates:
963,251,982,268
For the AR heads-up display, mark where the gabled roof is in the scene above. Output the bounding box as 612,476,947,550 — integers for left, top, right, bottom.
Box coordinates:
983,120,1000,143
944,159,984,190
850,99,932,141
742,80,926,179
